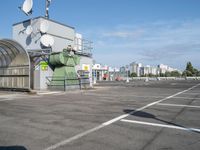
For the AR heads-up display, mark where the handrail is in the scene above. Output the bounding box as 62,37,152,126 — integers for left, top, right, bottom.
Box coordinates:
46,76,90,91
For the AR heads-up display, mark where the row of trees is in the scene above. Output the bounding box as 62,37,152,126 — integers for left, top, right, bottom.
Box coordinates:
130,62,200,77
182,62,200,77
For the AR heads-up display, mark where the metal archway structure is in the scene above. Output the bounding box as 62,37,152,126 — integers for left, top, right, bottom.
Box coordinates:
0,39,30,90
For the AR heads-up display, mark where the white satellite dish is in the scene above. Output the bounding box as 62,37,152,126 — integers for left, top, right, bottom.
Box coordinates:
25,25,33,35
40,34,54,47
20,0,33,15
40,20,49,33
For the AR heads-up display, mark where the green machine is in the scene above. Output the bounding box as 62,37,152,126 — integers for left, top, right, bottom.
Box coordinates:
49,47,80,88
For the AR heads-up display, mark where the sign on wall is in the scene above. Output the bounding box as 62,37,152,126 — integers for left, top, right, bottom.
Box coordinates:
82,64,90,71
40,61,48,71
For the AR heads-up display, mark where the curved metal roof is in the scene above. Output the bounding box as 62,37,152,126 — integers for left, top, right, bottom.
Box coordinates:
0,39,30,67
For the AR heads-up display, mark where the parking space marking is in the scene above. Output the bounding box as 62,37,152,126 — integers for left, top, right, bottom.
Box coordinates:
84,94,200,100
180,92,200,95
0,98,14,102
37,91,62,95
174,96,200,100
121,119,200,133
44,125,106,150
156,103,200,108
0,94,18,98
44,83,200,150
83,93,177,100
0,94,23,101
0,94,43,102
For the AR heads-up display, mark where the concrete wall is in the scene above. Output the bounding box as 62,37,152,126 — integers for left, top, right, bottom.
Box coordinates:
78,55,93,86
34,64,53,90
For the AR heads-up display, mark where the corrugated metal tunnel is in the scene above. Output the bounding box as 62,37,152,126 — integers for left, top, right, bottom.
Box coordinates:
0,39,30,90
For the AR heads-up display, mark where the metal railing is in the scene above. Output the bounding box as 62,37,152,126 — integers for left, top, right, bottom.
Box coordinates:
130,77,200,81
46,76,90,91
74,37,93,56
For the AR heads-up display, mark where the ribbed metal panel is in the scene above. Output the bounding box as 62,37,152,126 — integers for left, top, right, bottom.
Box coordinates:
0,39,30,90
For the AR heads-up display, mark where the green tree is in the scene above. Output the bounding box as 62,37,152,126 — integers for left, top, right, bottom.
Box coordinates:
148,73,157,77
184,62,199,77
165,72,171,77
159,73,165,77
130,72,137,77
171,71,181,77
197,71,200,77
186,62,194,73
182,71,186,77
182,70,192,77
194,68,198,76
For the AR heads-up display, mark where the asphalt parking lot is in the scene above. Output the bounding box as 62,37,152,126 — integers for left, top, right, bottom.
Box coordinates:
0,80,200,150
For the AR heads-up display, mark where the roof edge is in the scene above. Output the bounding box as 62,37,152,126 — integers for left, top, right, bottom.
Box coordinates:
12,16,75,29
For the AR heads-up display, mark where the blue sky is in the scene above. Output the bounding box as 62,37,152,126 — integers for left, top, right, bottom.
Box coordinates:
0,0,200,70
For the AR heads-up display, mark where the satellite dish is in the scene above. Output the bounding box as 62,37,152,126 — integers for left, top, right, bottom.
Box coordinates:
25,25,33,35
40,34,54,47
19,0,33,16
40,20,49,33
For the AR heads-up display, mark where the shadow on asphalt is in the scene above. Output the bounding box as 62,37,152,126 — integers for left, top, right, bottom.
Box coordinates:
0,146,27,150
123,109,200,134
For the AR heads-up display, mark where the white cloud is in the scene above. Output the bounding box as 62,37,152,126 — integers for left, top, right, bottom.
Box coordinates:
102,29,144,39
83,19,200,69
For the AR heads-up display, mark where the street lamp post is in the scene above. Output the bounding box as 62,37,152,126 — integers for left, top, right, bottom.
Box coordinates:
126,66,129,83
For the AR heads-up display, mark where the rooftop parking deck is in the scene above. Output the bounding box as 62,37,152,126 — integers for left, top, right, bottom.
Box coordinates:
0,80,200,150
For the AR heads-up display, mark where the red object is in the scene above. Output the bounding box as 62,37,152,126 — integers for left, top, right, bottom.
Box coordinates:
115,76,122,81
103,74,108,78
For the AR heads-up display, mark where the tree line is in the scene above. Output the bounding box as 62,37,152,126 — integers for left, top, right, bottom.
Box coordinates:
182,62,200,77
130,62,200,77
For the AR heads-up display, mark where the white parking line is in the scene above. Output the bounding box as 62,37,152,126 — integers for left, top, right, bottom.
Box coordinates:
121,119,200,132
0,98,14,102
174,96,200,100
83,93,170,98
0,93,34,102
0,94,22,101
0,94,18,98
156,103,200,108
84,94,200,100
37,91,62,95
44,83,200,150
180,92,200,95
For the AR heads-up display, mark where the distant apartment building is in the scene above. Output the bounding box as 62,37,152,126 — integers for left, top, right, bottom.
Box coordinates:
140,66,149,76
130,62,137,73
149,66,158,75
158,64,177,74
130,62,142,76
128,62,177,77
120,66,126,73
158,64,168,74
95,62,178,81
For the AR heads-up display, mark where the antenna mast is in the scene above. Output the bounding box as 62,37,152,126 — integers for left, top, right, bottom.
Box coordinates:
45,0,52,19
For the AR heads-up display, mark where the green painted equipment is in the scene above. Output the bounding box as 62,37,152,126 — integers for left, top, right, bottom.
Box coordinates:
49,47,80,87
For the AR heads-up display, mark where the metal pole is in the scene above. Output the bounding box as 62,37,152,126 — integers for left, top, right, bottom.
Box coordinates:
64,77,66,91
45,0,48,18
45,0,51,19
79,78,81,90
126,67,129,83
30,57,35,89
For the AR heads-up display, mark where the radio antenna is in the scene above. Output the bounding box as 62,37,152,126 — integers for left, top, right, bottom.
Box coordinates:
45,0,52,19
